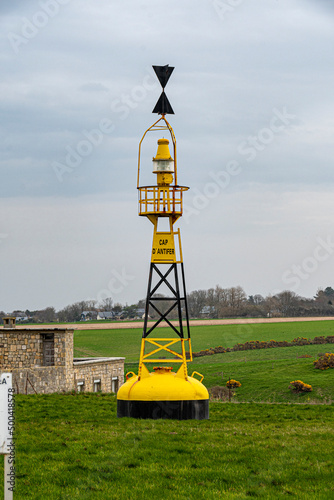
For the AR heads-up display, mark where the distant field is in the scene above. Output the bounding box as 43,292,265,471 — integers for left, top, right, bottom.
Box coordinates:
74,320,334,404
2,394,333,499
126,345,334,404
9,316,334,330
73,320,334,362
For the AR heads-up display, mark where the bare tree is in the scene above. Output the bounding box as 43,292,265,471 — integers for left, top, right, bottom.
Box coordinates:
37,307,56,323
98,297,113,311
187,290,207,318
274,291,300,317
228,286,247,316
214,286,229,317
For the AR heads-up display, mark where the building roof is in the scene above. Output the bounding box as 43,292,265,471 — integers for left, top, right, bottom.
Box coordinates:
97,311,114,319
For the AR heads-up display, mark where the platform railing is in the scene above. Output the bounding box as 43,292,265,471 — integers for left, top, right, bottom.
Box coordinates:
138,185,188,216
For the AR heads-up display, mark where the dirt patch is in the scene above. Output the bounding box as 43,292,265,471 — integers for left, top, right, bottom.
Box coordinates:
9,316,334,330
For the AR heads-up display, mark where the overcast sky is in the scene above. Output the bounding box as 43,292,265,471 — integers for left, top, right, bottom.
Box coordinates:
1,0,334,312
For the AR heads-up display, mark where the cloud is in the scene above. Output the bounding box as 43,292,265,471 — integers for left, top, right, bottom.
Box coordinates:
309,0,334,12
1,0,334,310
79,82,110,92
0,0,28,14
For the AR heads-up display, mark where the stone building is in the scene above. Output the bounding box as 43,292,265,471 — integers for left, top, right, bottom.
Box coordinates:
0,319,124,394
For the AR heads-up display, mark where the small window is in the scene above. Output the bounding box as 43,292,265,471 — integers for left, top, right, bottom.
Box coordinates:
42,333,54,366
77,381,84,393
111,377,119,393
93,379,101,392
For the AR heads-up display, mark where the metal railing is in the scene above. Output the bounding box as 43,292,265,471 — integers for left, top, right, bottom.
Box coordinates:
138,185,188,216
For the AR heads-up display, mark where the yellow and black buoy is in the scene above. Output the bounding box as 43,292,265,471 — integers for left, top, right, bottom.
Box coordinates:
117,65,209,420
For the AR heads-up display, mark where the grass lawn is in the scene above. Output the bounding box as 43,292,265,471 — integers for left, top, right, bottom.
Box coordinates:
191,344,334,404
73,320,334,362
74,320,334,404
2,321,333,498
1,394,333,499
124,344,334,404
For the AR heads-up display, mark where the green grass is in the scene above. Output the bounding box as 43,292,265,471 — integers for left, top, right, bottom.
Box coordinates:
74,327,142,359
74,321,334,404
124,344,334,404
2,321,334,498
192,344,334,404
1,394,333,499
73,320,334,362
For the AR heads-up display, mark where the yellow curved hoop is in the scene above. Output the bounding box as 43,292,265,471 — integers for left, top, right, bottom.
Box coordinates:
137,115,177,188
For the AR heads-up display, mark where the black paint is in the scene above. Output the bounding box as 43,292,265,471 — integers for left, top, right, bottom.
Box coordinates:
117,399,209,420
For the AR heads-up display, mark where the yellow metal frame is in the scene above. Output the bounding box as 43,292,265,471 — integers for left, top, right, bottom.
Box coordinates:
138,185,188,217
137,115,177,187
139,337,193,363
134,114,195,385
137,115,189,220
138,337,193,380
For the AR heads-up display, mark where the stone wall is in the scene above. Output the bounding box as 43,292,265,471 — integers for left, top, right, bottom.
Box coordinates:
12,367,69,394
0,327,125,395
0,328,73,370
73,358,125,393
0,330,42,369
54,330,73,368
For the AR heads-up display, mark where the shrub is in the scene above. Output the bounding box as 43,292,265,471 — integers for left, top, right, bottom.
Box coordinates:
226,379,241,388
313,336,327,344
213,346,226,354
313,353,334,370
210,386,233,401
292,337,310,345
289,380,312,393
191,335,334,359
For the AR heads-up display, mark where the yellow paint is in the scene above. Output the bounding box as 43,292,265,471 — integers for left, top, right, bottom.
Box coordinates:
153,138,173,162
117,110,209,409
151,231,176,263
138,185,188,218
117,367,209,402
157,172,173,185
139,338,190,363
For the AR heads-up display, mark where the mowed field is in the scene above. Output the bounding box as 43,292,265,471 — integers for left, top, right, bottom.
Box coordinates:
1,395,333,499
73,319,334,361
74,319,334,404
2,319,333,499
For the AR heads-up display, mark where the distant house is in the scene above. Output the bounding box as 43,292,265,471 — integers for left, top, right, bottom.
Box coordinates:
15,314,29,323
113,311,125,320
97,311,115,321
11,311,29,323
136,308,146,319
200,306,215,318
80,311,98,321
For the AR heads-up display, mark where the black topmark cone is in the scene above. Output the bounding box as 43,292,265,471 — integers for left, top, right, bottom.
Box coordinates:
152,64,175,115
152,64,174,87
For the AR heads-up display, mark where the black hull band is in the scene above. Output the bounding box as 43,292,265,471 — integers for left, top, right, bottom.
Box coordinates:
117,399,209,420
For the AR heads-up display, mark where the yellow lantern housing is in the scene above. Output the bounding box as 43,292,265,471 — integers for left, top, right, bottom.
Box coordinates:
152,138,174,186
152,138,174,172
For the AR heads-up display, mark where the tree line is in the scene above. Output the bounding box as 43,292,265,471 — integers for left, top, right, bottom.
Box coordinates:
188,285,334,318
1,286,334,324
187,286,334,318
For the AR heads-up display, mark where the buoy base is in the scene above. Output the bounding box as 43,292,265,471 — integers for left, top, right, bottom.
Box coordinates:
117,399,209,420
